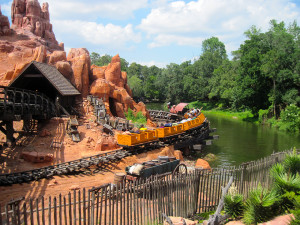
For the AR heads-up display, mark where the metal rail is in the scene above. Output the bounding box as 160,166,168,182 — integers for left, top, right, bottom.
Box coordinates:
0,94,211,185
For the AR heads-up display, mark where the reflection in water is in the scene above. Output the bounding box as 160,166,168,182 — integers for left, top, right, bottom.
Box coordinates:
145,103,300,167
204,113,300,167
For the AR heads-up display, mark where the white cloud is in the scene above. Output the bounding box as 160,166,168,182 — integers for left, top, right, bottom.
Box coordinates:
52,20,141,48
46,0,148,20
136,60,167,68
139,0,300,48
149,34,204,48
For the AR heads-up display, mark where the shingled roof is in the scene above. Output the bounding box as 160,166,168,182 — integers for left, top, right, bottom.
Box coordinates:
10,61,80,96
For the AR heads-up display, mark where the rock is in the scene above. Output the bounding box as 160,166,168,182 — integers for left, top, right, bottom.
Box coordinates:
91,65,106,81
48,51,67,65
94,136,119,151
21,151,54,163
69,185,80,190
39,129,51,137
67,48,90,97
11,62,29,80
0,41,14,53
11,0,59,45
195,159,211,170
163,216,197,225
203,153,217,162
90,79,112,99
4,70,14,80
174,150,184,161
0,8,11,36
33,45,46,62
55,61,73,79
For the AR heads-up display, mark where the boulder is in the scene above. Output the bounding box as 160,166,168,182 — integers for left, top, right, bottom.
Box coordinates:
55,61,73,79
32,45,46,62
94,135,119,151
90,79,112,99
39,129,51,137
174,150,184,161
21,151,54,163
195,159,211,170
48,51,67,65
163,217,197,225
91,66,106,81
67,48,90,97
0,7,11,36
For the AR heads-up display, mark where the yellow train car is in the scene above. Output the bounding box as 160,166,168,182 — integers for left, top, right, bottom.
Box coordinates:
117,112,207,147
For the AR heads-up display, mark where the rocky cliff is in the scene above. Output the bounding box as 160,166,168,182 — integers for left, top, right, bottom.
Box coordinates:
0,0,149,119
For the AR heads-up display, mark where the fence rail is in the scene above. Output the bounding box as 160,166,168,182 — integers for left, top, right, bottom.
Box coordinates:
1,149,298,225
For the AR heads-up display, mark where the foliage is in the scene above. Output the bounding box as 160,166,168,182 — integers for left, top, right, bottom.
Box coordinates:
243,184,280,225
124,108,147,126
278,104,300,132
290,195,300,225
270,150,300,212
90,20,300,133
224,193,245,219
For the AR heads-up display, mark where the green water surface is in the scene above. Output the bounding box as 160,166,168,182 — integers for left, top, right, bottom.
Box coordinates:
146,103,300,167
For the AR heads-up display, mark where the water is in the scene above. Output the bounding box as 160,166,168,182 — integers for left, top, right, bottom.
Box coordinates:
146,102,166,111
146,103,300,167
204,113,300,167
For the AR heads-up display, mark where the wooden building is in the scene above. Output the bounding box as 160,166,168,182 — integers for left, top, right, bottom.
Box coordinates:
9,61,80,113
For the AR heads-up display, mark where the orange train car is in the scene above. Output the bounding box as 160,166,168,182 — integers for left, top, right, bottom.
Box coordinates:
117,113,206,147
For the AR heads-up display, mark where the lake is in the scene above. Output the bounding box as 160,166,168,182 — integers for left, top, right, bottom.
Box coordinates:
146,103,300,167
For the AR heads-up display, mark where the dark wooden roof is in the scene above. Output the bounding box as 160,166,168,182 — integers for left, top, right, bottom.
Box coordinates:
10,61,81,96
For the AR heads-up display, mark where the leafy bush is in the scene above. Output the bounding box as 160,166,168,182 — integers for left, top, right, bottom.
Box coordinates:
224,193,245,219
243,184,279,225
258,109,269,124
290,195,300,225
125,109,147,126
279,104,300,132
270,150,300,212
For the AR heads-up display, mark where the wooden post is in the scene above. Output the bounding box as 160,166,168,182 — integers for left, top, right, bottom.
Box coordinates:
23,203,27,225
36,199,40,225
41,197,45,225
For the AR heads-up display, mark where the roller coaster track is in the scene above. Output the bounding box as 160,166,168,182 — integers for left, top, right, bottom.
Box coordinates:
0,94,211,185
0,86,56,121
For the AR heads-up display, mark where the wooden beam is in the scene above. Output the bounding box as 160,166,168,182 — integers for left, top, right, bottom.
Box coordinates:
23,74,43,78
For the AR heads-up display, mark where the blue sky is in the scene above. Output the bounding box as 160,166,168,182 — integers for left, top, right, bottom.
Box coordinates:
1,0,300,67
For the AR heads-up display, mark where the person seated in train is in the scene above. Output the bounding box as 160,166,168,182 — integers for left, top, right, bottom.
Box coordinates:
139,124,147,131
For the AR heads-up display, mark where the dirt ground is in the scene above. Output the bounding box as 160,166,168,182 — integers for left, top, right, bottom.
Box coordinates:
0,114,188,206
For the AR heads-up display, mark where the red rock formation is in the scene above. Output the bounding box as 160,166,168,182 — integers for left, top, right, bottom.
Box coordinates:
94,135,119,151
11,0,58,45
90,54,151,119
195,159,211,170
67,48,90,97
55,61,73,80
48,51,67,65
0,7,11,36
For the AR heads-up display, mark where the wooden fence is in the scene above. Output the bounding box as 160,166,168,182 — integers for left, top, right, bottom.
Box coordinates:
0,149,297,225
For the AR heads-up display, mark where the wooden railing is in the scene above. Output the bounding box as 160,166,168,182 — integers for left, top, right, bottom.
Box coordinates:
1,149,298,225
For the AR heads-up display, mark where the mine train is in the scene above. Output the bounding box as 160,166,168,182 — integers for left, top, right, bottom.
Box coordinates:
117,113,208,149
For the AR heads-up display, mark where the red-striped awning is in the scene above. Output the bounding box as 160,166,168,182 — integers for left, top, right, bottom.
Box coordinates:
170,103,188,113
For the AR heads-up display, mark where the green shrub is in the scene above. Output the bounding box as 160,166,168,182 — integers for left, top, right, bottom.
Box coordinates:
282,150,300,176
243,184,279,225
290,195,300,225
224,193,245,219
125,109,147,126
270,150,300,212
258,109,269,124
279,104,300,132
